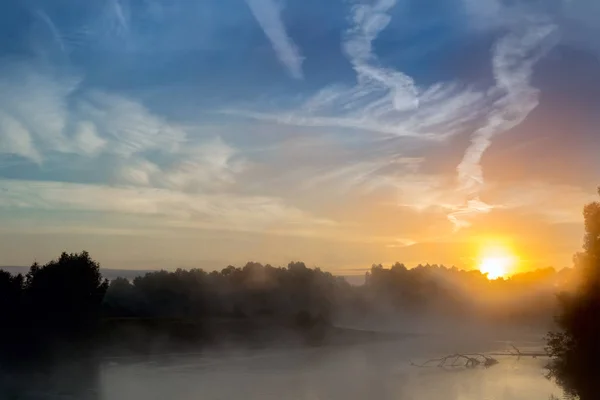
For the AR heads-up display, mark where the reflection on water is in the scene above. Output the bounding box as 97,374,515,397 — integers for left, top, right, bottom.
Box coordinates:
99,338,562,400
1,338,564,400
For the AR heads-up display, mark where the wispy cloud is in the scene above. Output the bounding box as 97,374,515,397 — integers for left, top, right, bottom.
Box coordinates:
0,65,77,160
224,0,489,210
0,63,344,239
73,121,107,156
0,64,245,198
0,65,186,162
228,1,485,141
0,111,42,163
227,83,483,140
227,0,583,235
33,10,67,56
494,182,598,225
77,91,187,157
117,137,245,193
449,17,558,228
0,179,336,235
107,0,129,35
299,157,432,196
344,0,418,111
245,0,304,79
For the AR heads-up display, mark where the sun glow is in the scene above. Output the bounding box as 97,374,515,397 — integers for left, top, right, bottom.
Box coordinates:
479,256,514,280
477,244,517,280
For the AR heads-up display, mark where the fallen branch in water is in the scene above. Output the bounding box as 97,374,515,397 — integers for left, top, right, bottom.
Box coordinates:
410,353,499,369
488,345,549,359
410,346,548,369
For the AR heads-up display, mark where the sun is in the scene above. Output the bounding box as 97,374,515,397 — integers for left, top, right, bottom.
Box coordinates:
476,243,517,280
478,256,514,280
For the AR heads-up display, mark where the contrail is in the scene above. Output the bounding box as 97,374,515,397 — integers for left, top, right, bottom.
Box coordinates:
343,0,418,111
35,10,66,54
449,21,558,229
246,0,304,79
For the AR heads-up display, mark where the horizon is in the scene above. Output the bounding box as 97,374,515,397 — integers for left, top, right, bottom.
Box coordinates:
0,259,569,279
1,0,599,274
0,259,574,292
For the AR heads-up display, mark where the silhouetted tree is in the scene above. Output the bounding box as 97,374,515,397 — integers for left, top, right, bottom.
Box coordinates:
0,270,23,316
547,188,600,399
23,251,109,355
0,271,24,358
103,277,140,317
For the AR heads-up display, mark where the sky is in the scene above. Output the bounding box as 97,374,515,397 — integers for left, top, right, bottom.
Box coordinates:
0,0,599,274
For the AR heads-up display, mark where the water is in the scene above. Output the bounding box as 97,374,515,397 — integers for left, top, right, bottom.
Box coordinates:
96,337,563,400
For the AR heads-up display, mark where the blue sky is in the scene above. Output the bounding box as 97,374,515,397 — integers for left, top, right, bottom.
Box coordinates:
0,0,599,272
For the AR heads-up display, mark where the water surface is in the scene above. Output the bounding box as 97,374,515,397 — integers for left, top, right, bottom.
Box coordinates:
99,337,562,400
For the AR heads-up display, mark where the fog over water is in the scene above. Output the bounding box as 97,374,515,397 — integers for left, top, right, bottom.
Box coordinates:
102,337,560,400
3,332,562,400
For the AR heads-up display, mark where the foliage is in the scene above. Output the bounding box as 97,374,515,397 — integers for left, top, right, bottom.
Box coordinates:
547,188,600,399
363,262,562,325
103,261,343,324
0,270,24,350
0,252,108,361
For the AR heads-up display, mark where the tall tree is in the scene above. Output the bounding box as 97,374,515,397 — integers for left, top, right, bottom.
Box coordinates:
24,251,109,345
0,271,24,357
547,188,600,399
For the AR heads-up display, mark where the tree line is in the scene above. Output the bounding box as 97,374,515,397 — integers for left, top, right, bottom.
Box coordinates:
0,253,574,362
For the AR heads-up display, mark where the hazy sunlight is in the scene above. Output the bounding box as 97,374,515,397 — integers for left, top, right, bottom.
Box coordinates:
478,255,516,280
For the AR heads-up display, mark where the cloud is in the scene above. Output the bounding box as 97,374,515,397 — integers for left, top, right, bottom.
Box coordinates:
0,64,193,162
77,91,187,157
0,111,42,163
106,0,129,36
223,0,490,212
235,0,419,127
228,83,483,140
385,238,418,248
494,182,597,225
33,9,67,57
217,1,501,233
449,16,558,228
344,0,418,110
0,75,177,161
73,121,107,156
218,0,594,236
118,159,162,187
0,65,77,160
245,0,304,79
0,63,246,203
228,0,486,141
0,62,342,239
117,137,245,192
0,179,336,235
298,157,442,200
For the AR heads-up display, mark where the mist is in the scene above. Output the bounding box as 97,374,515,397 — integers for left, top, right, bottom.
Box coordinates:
0,254,570,399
